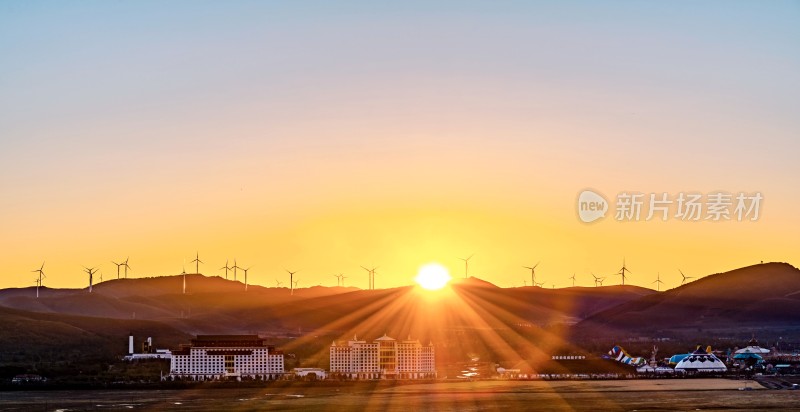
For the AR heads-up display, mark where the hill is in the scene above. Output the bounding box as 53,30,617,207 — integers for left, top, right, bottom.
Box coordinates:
573,262,800,338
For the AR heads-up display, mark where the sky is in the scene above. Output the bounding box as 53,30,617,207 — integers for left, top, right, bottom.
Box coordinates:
1,1,799,291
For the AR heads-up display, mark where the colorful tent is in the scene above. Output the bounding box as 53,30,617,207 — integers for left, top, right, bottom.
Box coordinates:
607,346,646,367
674,347,727,372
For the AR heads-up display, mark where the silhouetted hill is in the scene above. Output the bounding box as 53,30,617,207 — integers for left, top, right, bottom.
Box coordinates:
574,262,800,337
0,306,190,364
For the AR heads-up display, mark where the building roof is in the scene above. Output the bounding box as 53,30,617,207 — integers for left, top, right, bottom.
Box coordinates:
190,335,267,348
375,333,396,341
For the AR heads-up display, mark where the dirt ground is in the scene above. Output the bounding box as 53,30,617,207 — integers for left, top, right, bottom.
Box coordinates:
1,379,798,411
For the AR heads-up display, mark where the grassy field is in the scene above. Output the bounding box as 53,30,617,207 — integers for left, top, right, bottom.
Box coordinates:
1,379,798,411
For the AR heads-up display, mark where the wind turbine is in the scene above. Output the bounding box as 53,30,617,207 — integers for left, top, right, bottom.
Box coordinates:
242,266,251,291
292,279,299,289
33,277,42,298
679,269,695,285
83,266,98,293
652,272,664,291
31,262,46,298
535,281,544,288
459,254,474,278
360,266,378,290
220,260,232,280
286,270,297,295
333,274,343,286
341,275,347,287
190,252,203,274
617,258,632,285
111,261,123,279
181,265,187,294
592,273,604,287
232,259,239,281
569,273,576,287
523,262,540,287
275,279,283,287
122,257,131,278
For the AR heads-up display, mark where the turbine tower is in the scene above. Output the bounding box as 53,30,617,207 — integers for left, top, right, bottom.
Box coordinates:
220,260,232,280
83,266,98,293
523,262,540,286
617,258,632,285
592,273,604,287
459,254,474,278
286,270,297,295
190,252,203,274
232,259,239,281
111,261,123,279
679,269,695,285
242,266,251,291
181,265,187,294
333,274,343,286
31,262,46,298
341,275,347,287
652,272,664,291
122,257,131,278
569,273,576,287
360,266,378,290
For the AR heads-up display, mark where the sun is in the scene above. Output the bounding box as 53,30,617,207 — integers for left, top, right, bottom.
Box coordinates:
415,263,452,290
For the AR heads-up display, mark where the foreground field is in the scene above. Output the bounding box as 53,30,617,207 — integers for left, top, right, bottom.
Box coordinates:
1,379,798,411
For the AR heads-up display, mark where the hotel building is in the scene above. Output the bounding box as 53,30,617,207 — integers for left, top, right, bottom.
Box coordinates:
167,335,284,381
330,334,436,379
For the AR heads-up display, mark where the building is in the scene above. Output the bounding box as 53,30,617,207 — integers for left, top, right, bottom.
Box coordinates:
330,334,436,380
293,368,327,380
122,334,172,361
167,335,284,381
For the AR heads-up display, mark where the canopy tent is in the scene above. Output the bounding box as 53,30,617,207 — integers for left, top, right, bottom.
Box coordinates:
735,337,771,355
674,348,727,372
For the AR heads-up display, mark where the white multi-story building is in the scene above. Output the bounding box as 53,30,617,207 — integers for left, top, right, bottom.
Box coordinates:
167,335,284,381
330,334,436,380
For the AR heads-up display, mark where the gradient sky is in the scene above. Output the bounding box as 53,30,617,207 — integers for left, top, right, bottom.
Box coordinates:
1,1,799,291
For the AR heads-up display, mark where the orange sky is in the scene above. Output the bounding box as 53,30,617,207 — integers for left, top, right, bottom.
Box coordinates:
1,2,798,290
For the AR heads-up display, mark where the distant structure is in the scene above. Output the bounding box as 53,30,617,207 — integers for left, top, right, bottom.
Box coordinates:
242,266,251,291
83,266,98,293
167,335,285,381
735,336,771,356
123,333,172,361
329,334,436,380
190,252,203,274
652,273,664,291
523,262,539,286
674,346,727,373
679,269,695,285
122,257,131,278
220,260,232,280
286,269,297,295
459,254,474,278
361,266,378,290
112,260,124,279
31,262,46,298
617,258,632,285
